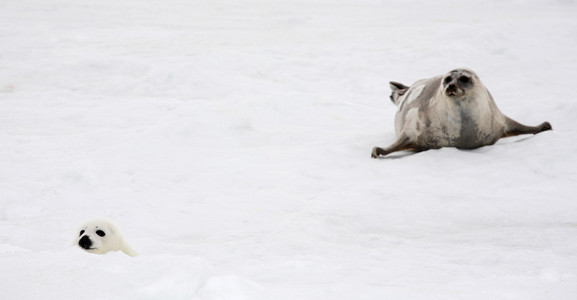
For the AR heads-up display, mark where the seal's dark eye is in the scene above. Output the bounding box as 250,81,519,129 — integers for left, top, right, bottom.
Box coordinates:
458,76,470,83
444,77,452,84
79,230,85,237
96,230,106,237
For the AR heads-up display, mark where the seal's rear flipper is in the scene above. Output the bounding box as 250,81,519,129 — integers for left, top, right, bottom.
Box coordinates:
389,81,409,104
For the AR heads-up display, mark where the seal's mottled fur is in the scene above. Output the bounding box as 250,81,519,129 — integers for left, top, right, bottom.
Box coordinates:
372,68,552,158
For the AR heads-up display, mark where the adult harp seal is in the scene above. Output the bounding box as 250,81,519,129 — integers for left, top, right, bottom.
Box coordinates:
371,68,552,158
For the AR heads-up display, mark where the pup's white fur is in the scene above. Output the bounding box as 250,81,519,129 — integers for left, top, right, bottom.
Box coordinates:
76,219,137,257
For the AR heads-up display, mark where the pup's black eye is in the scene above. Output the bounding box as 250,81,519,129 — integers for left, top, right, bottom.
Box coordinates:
444,77,452,84
458,76,470,83
96,230,106,237
79,230,85,237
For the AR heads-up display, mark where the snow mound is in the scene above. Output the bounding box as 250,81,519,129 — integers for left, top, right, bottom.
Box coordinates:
0,247,263,299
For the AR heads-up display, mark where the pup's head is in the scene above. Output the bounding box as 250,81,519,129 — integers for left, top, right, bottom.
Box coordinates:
76,219,136,256
442,68,479,99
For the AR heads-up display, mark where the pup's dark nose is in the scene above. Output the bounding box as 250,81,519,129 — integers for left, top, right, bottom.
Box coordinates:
78,235,92,249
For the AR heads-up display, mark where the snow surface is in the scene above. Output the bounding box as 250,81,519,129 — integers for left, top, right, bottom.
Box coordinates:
1,0,577,299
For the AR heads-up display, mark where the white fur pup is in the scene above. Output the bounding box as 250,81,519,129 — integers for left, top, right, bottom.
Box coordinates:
76,219,137,257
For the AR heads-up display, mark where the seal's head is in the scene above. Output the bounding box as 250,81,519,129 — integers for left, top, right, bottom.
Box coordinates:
442,69,477,99
76,219,136,256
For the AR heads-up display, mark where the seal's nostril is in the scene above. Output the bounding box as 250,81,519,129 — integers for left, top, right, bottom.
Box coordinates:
78,235,92,249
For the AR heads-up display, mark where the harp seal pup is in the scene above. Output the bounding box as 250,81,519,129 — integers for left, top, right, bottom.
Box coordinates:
76,219,137,257
371,68,552,158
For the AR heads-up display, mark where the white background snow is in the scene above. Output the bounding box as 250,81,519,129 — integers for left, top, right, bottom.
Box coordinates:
1,0,576,299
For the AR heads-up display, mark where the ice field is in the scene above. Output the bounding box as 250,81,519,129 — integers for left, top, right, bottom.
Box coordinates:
1,0,576,299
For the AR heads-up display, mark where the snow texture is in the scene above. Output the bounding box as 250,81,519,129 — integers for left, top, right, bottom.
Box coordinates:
1,0,576,299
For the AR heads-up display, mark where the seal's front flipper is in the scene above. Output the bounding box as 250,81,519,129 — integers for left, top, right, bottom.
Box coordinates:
371,135,416,158
503,117,552,138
